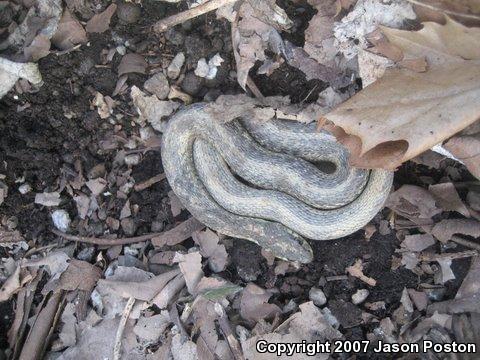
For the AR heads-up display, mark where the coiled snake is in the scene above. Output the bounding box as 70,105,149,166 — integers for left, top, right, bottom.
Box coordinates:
162,103,393,263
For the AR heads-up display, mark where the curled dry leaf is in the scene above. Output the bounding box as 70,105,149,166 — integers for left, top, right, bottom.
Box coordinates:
86,4,117,33
152,216,205,247
58,260,102,292
428,182,470,217
240,283,281,323
322,18,480,169
443,133,480,180
431,219,480,243
51,9,88,51
118,53,147,76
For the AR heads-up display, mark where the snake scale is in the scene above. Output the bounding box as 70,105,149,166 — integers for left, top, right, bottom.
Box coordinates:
162,103,393,263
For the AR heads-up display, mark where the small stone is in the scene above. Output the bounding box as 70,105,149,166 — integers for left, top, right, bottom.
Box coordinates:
167,53,185,79
121,217,137,236
124,154,141,166
144,72,170,100
181,72,204,96
52,210,71,232
18,183,32,194
117,2,141,24
351,289,369,305
77,247,95,262
309,287,327,307
165,28,185,46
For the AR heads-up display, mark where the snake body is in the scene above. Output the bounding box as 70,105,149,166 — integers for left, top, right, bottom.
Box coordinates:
162,103,393,263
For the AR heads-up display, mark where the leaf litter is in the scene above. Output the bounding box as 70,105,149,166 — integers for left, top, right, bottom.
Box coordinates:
1,0,480,358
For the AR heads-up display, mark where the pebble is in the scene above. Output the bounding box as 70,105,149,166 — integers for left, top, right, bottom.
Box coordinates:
124,154,141,166
351,289,370,305
181,72,204,96
18,183,32,194
167,53,185,79
309,287,327,307
144,72,170,100
117,2,141,24
121,217,137,236
52,210,71,232
77,247,95,262
165,28,185,46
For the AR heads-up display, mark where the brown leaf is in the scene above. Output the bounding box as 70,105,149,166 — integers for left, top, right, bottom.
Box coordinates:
386,185,442,223
24,34,51,62
0,266,21,302
51,9,87,50
431,219,480,243
240,283,281,323
58,260,102,292
173,252,203,295
86,4,117,34
323,19,480,169
411,0,480,27
97,268,180,301
192,229,228,273
303,0,338,67
428,182,470,217
444,133,480,180
402,234,436,252
118,53,147,76
19,291,64,360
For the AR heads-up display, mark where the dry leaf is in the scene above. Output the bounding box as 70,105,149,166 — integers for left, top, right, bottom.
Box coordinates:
402,234,436,252
118,53,147,76
428,182,470,217
24,251,70,278
168,190,184,217
173,252,203,295
131,86,180,132
431,219,480,243
226,0,292,89
411,0,480,26
240,283,281,323
97,268,180,301
0,266,21,302
51,9,87,50
323,18,480,169
58,260,102,291
242,301,342,359
24,34,50,62
444,133,480,180
386,185,442,224
323,63,480,169
303,0,338,67
192,229,228,273
86,4,117,33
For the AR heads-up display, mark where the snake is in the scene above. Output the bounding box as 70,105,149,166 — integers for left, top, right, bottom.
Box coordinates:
161,103,393,263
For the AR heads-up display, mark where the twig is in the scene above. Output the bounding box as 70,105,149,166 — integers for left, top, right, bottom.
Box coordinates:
419,250,478,262
51,228,164,246
134,173,166,192
406,0,480,21
325,275,348,282
246,76,264,99
451,235,480,251
216,305,245,360
153,0,238,33
113,297,135,360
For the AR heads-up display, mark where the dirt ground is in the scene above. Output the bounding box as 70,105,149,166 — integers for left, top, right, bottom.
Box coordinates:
1,0,479,359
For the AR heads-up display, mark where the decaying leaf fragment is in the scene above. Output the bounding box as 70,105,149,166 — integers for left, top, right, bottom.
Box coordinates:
322,18,480,170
